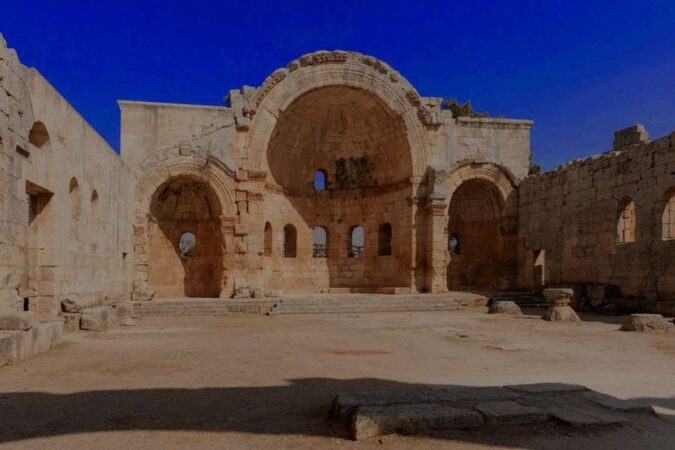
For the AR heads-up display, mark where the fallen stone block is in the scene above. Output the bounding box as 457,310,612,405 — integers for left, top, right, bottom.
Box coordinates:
488,301,522,315
61,298,82,313
28,297,61,321
475,401,549,426
80,306,114,331
113,301,134,322
33,320,63,353
62,313,82,332
620,314,671,332
0,311,36,330
352,404,484,440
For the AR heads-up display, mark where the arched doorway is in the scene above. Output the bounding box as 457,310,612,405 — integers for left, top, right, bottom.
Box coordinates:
147,176,224,298
446,178,512,290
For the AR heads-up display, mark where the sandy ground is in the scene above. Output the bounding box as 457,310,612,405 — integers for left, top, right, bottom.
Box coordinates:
0,307,674,449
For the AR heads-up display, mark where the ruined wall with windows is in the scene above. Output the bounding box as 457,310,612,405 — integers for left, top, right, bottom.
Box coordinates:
0,35,135,318
518,126,675,313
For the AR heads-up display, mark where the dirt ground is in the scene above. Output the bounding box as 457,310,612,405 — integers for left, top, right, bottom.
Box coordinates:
1,307,674,449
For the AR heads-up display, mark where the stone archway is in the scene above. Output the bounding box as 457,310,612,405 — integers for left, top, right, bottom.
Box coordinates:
133,155,237,300
147,176,224,298
444,163,518,291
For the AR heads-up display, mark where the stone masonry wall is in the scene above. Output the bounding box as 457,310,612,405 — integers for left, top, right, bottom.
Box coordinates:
0,34,135,318
518,127,675,311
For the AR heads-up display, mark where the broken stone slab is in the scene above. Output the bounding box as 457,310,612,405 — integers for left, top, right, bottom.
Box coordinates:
523,391,630,426
475,401,549,426
80,306,114,331
0,311,35,330
352,404,484,440
61,313,82,332
334,387,519,421
488,301,522,315
582,391,657,416
505,383,588,394
620,314,671,332
61,298,81,313
113,301,134,322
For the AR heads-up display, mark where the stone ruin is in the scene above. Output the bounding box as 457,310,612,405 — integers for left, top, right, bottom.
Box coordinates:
0,33,674,361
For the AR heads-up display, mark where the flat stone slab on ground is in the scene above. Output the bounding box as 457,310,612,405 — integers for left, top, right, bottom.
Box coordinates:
620,314,671,332
505,383,588,394
334,386,518,421
475,400,549,426
352,404,484,440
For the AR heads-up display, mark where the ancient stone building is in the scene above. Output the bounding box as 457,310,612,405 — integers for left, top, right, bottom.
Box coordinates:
1,34,673,321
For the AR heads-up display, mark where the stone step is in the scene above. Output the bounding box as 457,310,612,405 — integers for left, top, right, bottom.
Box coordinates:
271,305,464,315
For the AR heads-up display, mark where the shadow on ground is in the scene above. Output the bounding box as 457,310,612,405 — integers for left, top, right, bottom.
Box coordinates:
0,378,673,446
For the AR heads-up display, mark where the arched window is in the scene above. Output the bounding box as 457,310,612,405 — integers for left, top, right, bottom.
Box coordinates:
264,222,273,256
69,177,81,239
312,226,328,258
314,169,327,191
378,223,392,256
348,225,364,258
448,232,460,255
663,189,675,241
283,224,297,258
179,232,197,257
617,198,636,244
28,121,50,149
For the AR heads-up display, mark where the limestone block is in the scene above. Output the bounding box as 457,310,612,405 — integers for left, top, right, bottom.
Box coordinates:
132,287,155,302
28,297,61,321
0,331,25,365
352,404,484,440
0,311,35,330
113,301,134,322
61,298,82,313
33,320,63,353
620,314,671,332
252,288,265,299
488,301,522,315
80,306,114,331
62,313,82,332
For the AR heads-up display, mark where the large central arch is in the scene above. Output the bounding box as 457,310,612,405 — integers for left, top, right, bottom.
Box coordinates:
259,83,417,293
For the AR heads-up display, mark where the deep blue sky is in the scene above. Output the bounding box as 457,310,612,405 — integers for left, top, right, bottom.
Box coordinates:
1,0,673,169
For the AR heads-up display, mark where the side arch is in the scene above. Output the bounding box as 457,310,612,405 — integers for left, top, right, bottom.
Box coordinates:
132,156,237,300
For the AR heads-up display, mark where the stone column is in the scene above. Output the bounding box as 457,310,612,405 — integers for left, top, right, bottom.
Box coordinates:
131,215,155,301
542,288,580,321
425,194,449,293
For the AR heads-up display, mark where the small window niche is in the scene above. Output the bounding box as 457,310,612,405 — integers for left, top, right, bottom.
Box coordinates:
313,226,328,258
314,169,327,191
617,198,636,244
283,224,297,258
378,223,392,256
26,181,53,227
264,222,273,256
348,225,364,258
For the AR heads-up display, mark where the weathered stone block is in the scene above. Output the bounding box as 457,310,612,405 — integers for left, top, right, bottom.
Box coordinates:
61,298,82,313
620,314,671,332
62,313,82,332
0,311,35,330
488,301,522,315
543,306,581,322
28,297,61,321
80,306,114,331
113,301,134,322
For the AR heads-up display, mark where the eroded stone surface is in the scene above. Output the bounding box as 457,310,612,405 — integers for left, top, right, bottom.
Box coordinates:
475,401,549,426
543,306,581,322
0,311,35,330
488,301,522,315
80,307,114,331
620,314,671,332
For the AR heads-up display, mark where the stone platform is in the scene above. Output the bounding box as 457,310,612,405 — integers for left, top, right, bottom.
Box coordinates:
0,319,64,367
132,292,488,317
332,383,657,440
